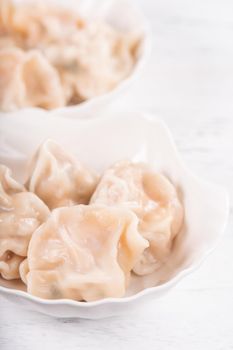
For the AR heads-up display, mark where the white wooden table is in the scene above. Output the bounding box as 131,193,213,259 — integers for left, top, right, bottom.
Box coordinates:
1,0,233,349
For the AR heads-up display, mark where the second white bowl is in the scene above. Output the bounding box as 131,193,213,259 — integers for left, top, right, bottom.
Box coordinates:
0,110,229,318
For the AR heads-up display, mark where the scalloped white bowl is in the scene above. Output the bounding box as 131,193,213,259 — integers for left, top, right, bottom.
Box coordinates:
0,0,150,119
0,110,229,319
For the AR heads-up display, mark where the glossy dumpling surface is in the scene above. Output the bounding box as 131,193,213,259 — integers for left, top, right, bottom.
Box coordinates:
91,161,184,275
21,205,148,301
26,139,98,209
0,165,50,280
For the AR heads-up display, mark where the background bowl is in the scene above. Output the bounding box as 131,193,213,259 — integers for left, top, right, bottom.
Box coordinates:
0,110,229,318
0,0,151,119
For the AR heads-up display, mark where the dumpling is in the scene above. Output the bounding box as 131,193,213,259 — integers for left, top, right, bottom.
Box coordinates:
91,161,184,275
0,165,50,280
19,50,65,109
56,23,139,102
0,48,25,111
0,0,140,110
0,48,65,111
0,0,79,48
26,140,99,209
0,0,50,47
43,21,140,104
20,205,148,301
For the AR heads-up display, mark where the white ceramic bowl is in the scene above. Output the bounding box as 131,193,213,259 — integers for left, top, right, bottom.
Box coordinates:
0,0,150,119
0,111,229,319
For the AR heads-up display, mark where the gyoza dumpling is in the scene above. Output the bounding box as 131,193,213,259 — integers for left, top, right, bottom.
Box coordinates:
26,140,98,210
20,205,148,301
0,48,64,111
91,161,184,275
0,165,50,280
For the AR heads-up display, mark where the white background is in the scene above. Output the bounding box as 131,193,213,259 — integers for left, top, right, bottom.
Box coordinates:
1,0,233,349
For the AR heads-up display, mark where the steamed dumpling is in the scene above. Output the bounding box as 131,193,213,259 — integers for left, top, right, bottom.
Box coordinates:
26,140,98,209
0,48,25,111
0,48,64,111
19,50,65,109
47,22,140,103
91,161,184,275
20,205,148,301
0,165,50,280
0,0,140,110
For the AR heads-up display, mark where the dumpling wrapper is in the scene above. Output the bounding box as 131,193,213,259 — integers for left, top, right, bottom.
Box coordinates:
0,48,25,111
19,50,65,109
0,48,65,111
0,0,81,48
0,165,50,280
91,161,184,275
20,205,148,301
26,139,98,209
46,22,140,103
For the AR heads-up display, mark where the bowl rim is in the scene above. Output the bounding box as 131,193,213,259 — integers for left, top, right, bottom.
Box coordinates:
0,112,229,308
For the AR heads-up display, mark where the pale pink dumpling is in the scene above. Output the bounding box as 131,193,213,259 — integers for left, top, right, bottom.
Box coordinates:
0,48,64,111
0,48,25,111
26,139,98,210
91,161,184,275
21,205,148,301
0,165,50,280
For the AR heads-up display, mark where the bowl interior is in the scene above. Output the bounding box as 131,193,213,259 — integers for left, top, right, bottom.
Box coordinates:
0,110,228,298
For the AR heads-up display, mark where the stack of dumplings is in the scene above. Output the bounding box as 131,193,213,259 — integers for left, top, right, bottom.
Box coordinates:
0,0,141,111
0,140,184,302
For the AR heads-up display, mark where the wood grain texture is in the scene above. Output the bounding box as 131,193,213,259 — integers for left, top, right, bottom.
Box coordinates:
1,0,233,349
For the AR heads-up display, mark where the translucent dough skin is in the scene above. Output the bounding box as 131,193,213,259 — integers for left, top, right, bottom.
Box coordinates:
0,253,24,280
0,165,50,280
91,161,184,275
26,140,98,210
19,50,65,109
0,48,64,111
22,205,148,301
